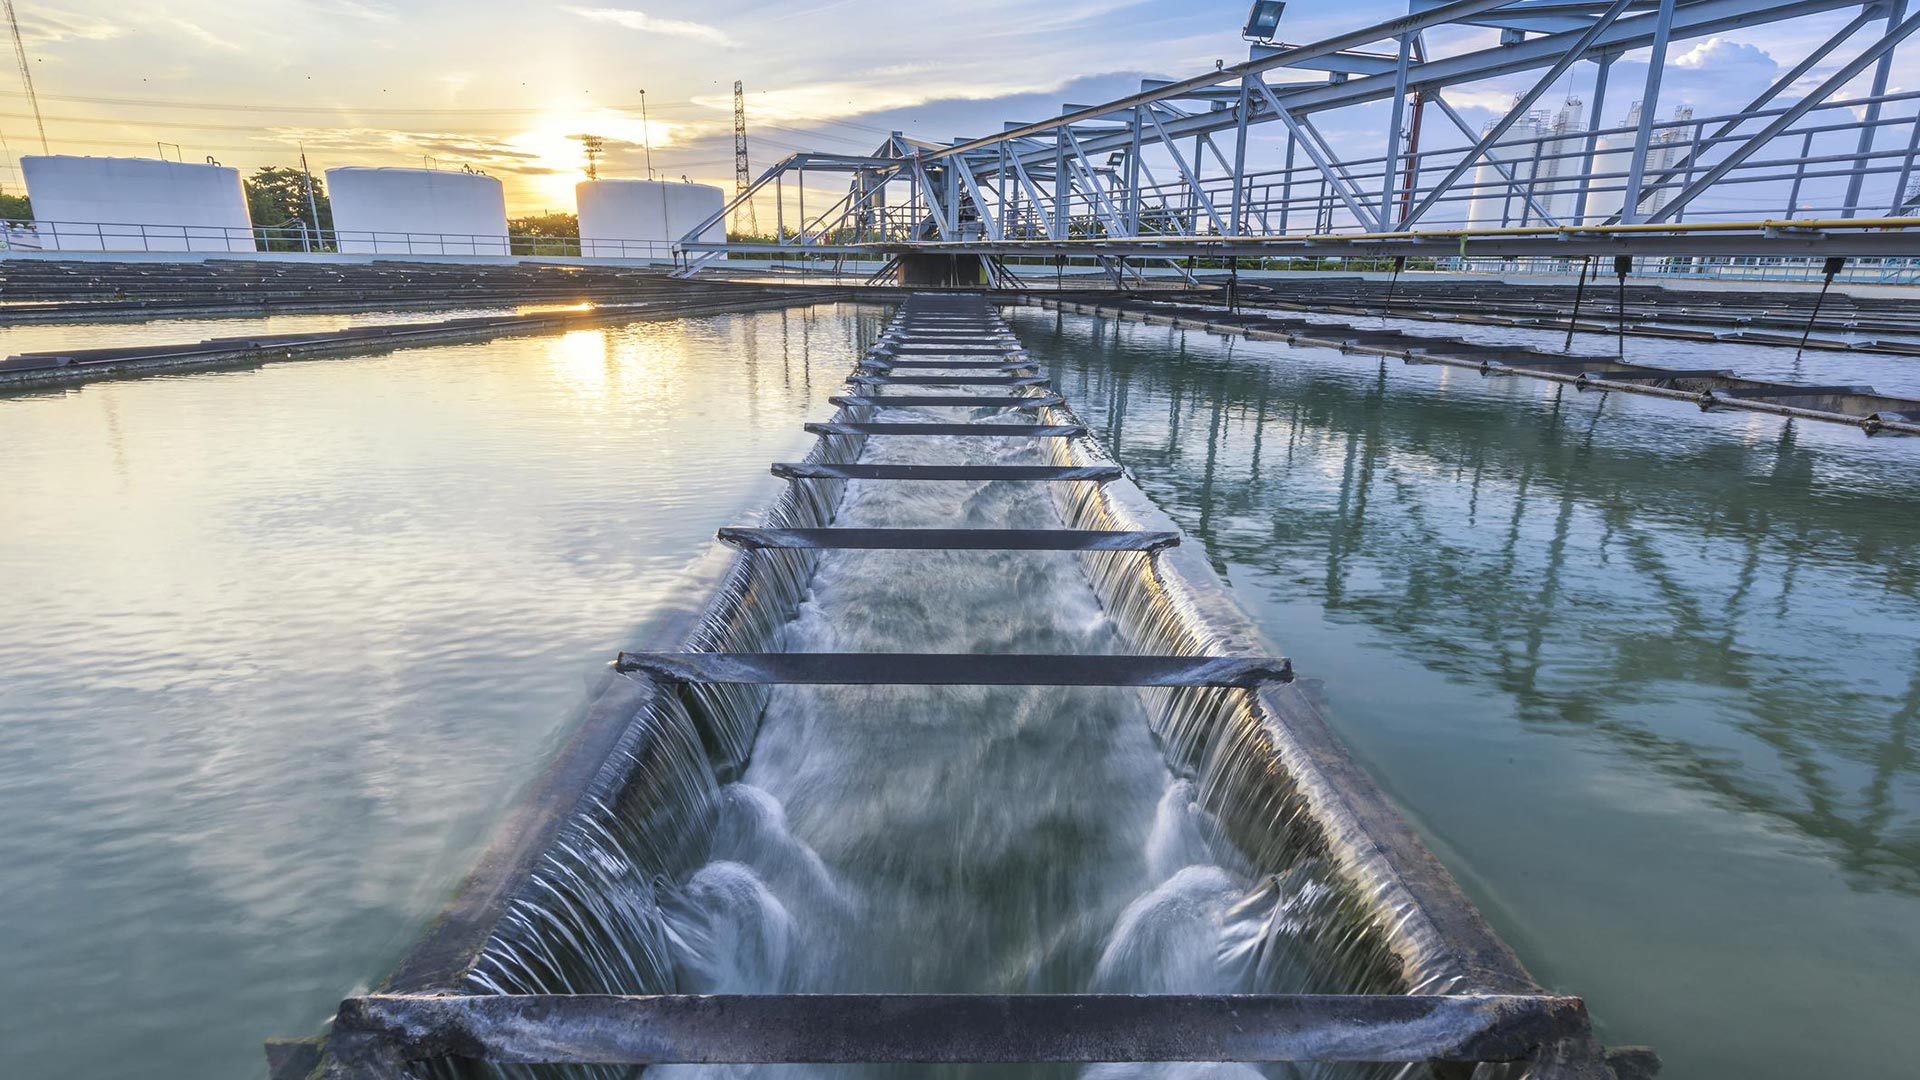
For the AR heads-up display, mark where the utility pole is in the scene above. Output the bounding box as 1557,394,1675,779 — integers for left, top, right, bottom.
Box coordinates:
638,89,654,180
299,144,322,248
4,0,48,153
733,79,757,234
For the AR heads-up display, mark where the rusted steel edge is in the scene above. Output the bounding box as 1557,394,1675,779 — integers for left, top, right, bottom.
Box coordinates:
0,290,847,391
330,992,1588,1066
1044,297,1920,437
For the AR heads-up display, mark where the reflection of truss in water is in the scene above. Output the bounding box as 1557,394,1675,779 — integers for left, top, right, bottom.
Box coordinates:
1029,309,1920,894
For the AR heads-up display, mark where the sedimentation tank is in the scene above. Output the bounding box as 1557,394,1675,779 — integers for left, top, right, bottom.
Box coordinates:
326,167,509,256
19,155,254,253
577,178,725,256
278,293,1643,1079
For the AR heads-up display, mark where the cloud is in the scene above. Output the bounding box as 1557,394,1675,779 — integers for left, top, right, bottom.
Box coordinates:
288,0,399,20
1441,88,1527,114
692,74,1074,126
266,126,556,173
153,15,244,52
16,9,125,46
975,0,1152,39
562,6,730,45
1672,37,1776,73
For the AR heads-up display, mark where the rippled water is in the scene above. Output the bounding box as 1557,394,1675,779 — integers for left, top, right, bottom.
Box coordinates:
1010,304,1920,1080
0,304,882,1080
9,297,1917,1080
1265,301,1920,396
0,304,587,357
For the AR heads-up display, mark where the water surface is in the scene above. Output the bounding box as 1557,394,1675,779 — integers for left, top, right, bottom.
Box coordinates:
1011,305,1920,1080
0,303,880,1079
0,303,587,357
8,297,1916,1080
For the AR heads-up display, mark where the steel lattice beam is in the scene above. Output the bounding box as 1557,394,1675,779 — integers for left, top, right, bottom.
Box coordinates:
673,1,1920,272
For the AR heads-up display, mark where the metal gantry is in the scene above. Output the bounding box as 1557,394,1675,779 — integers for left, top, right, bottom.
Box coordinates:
677,0,1920,274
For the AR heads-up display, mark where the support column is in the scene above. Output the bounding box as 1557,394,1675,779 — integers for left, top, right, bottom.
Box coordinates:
1617,0,1676,223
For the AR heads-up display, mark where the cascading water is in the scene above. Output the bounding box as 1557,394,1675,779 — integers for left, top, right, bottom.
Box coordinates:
440,298,1487,1080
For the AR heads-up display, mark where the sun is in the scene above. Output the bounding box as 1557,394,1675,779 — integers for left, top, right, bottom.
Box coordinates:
506,109,670,211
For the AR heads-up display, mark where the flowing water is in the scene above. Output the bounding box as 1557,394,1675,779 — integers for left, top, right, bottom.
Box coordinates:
465,301,1426,1080
6,296,1917,1080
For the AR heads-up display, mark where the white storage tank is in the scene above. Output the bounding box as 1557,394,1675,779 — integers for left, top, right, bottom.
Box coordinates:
20,155,254,252
577,179,725,257
326,167,509,255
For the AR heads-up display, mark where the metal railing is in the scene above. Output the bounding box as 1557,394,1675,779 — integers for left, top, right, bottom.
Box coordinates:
0,218,680,259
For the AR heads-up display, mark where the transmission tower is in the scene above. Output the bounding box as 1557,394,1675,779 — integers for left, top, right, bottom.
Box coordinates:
580,133,604,180
733,80,757,234
4,0,47,153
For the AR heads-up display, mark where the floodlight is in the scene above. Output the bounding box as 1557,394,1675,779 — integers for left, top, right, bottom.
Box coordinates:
1243,1,1286,43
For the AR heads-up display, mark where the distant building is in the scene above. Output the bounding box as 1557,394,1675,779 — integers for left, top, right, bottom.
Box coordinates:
1584,102,1695,224
20,155,254,252
1462,100,1699,230
326,167,509,255
1464,99,1587,230
577,179,726,257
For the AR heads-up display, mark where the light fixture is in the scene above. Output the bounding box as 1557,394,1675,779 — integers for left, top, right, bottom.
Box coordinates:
1242,1,1286,43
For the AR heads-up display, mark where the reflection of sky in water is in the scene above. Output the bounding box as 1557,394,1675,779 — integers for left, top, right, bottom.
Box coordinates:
0,303,588,358
0,303,882,1080
1258,302,1920,397
1012,306,1920,1080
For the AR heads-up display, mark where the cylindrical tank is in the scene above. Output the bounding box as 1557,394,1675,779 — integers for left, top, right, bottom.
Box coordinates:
326,167,509,255
20,155,254,252
576,179,726,257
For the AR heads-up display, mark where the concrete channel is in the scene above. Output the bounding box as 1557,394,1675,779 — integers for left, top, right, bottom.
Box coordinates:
275,292,1656,1080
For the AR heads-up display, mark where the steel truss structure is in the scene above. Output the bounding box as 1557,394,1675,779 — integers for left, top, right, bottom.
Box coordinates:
677,0,1920,274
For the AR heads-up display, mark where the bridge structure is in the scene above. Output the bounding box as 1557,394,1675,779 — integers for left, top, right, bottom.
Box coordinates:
676,0,1920,279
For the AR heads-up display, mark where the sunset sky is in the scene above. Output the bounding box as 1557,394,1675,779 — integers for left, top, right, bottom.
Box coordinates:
2,1,1910,217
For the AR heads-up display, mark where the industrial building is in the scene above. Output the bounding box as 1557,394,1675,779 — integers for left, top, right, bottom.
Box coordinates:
576,178,725,257
19,155,254,253
326,166,510,256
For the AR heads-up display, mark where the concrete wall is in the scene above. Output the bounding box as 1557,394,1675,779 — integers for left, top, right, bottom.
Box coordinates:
577,179,725,256
20,156,254,252
327,167,509,255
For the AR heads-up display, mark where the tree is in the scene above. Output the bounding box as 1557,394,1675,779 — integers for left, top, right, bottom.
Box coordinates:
509,212,579,256
0,192,29,220
244,167,331,250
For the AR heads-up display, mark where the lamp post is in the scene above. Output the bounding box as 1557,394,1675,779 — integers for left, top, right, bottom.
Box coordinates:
639,89,655,181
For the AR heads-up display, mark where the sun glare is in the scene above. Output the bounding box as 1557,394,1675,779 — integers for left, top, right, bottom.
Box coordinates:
507,109,673,210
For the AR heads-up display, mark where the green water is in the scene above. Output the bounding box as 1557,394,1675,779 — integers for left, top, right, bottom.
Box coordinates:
1010,305,1920,1080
